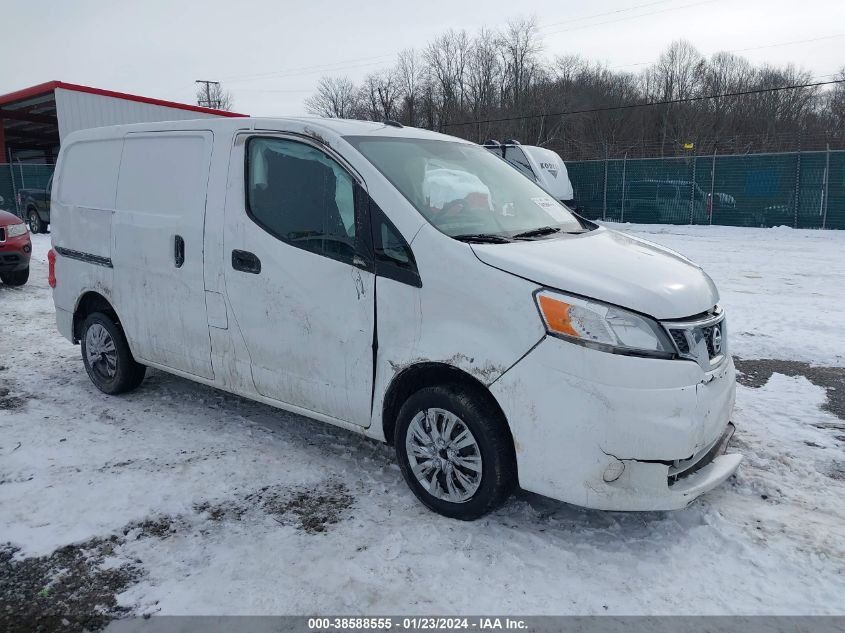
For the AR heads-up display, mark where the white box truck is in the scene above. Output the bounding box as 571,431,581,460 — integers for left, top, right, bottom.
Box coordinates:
483,140,577,209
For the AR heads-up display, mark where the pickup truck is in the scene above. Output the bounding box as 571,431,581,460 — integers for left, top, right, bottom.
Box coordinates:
17,173,52,233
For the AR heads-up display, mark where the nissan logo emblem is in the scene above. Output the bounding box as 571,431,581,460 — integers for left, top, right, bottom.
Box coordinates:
711,326,723,354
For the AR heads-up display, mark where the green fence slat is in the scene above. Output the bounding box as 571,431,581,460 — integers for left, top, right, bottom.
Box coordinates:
567,150,845,230
0,163,55,218
2,156,844,230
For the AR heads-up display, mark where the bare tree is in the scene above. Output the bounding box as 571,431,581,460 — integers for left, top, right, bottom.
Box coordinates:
195,81,233,111
396,49,424,126
466,30,502,122
499,17,543,111
304,76,361,118
643,40,706,154
361,70,401,121
303,22,844,157
828,67,845,134
425,29,472,128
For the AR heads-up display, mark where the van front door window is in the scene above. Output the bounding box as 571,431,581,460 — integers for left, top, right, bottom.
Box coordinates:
247,137,357,264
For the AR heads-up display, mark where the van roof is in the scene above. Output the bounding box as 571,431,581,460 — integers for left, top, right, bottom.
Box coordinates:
62,117,466,145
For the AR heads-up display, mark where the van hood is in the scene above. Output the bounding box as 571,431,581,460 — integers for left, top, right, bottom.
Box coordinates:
471,227,718,320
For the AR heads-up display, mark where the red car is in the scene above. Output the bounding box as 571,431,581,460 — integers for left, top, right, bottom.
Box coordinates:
0,198,31,286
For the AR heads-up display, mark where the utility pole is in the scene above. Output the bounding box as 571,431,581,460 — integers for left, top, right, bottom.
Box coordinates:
195,80,220,109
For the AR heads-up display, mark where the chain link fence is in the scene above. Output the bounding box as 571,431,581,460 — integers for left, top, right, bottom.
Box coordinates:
568,149,845,229
0,164,56,218
3,152,844,229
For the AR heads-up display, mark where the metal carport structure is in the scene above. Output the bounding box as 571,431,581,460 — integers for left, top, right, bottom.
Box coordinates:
0,81,246,215
0,80,245,163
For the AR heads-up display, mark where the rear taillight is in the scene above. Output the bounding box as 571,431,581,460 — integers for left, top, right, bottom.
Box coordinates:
48,249,56,288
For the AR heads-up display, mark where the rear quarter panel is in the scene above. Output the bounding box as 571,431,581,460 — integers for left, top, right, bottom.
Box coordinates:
50,136,122,316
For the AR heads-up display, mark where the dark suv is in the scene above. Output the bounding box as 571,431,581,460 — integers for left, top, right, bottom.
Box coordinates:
17,173,52,234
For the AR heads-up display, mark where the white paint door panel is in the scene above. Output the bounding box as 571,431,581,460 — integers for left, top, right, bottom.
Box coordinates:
112,131,214,379
223,135,374,426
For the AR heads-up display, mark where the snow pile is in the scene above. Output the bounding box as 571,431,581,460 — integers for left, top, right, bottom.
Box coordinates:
1,227,844,615
603,222,845,366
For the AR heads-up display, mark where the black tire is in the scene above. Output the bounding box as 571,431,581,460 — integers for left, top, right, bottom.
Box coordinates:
27,209,43,234
394,383,516,520
0,267,29,286
80,312,146,394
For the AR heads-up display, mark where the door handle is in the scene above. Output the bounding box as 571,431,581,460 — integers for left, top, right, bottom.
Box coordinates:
231,249,261,274
174,235,185,268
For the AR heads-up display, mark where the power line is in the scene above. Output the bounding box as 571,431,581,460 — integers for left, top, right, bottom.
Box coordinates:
537,0,677,29
610,33,845,70
234,88,315,94
441,79,845,128
218,3,838,99
731,32,845,54
542,0,721,36
218,1,712,84
227,60,389,86
221,55,395,83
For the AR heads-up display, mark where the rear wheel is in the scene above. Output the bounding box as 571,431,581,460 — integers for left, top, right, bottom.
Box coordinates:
27,209,44,234
0,267,29,286
394,384,516,520
80,312,146,394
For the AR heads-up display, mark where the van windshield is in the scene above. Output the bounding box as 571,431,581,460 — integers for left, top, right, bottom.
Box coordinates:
345,136,584,241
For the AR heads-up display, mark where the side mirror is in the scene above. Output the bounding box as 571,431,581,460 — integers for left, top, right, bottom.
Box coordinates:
0,195,5,208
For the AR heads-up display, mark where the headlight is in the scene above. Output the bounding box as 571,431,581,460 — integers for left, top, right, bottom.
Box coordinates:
535,290,675,358
6,223,28,237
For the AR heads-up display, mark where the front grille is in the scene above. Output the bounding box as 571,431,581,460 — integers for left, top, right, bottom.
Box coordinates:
664,308,726,368
0,254,21,264
0,227,5,242
670,329,690,354
701,325,716,357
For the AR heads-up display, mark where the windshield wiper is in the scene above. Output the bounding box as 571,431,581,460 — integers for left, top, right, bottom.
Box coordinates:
512,226,561,239
452,233,512,244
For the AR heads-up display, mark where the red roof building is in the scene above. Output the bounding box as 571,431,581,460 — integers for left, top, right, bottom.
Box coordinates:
0,81,246,163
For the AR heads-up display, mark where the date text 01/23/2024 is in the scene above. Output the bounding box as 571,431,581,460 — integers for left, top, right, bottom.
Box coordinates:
307,617,528,630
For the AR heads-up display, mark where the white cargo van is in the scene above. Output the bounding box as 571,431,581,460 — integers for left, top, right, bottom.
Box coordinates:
49,118,740,520
484,140,576,208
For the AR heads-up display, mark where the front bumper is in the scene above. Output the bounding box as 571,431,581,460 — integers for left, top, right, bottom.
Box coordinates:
491,336,741,511
0,234,31,271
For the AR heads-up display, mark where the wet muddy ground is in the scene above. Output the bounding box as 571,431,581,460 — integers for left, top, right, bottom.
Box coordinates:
734,358,845,421
0,480,354,632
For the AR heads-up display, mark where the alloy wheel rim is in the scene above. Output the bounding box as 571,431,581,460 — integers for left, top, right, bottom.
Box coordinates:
405,408,482,503
85,323,117,380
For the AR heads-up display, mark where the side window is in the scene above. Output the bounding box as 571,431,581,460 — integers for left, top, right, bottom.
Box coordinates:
246,137,357,264
371,202,421,288
502,146,537,181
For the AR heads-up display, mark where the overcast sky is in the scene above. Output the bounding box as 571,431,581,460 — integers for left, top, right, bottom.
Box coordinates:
2,0,843,116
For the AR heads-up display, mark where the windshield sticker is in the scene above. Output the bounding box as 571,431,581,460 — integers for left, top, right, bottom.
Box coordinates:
532,196,568,222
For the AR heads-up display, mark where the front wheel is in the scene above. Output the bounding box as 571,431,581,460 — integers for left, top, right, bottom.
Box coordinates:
395,384,516,520
80,312,146,394
0,267,29,286
27,209,44,234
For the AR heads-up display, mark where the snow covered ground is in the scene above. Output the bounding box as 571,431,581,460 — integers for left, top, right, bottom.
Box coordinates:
1,225,844,620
